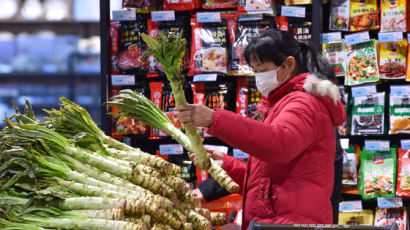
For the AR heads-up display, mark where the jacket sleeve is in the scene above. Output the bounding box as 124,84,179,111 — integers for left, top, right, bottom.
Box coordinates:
221,154,247,194
198,177,231,202
207,97,317,164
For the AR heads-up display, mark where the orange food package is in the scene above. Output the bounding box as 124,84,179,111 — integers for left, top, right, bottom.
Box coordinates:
380,0,408,32
396,148,410,197
350,0,379,31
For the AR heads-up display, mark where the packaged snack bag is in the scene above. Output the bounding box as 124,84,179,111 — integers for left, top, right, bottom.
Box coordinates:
337,86,350,135
122,0,158,13
359,147,397,200
159,84,183,137
389,86,410,134
323,42,347,77
236,78,264,121
379,39,407,80
330,0,350,31
338,210,374,225
228,15,274,76
380,0,407,32
351,92,385,135
345,40,379,86
189,15,235,76
147,17,190,77
349,0,379,31
203,0,238,9
396,148,410,197
163,0,199,10
374,208,407,230
149,82,163,139
342,146,358,186
111,17,149,74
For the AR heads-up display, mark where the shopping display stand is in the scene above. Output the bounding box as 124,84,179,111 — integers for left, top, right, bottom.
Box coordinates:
248,221,399,230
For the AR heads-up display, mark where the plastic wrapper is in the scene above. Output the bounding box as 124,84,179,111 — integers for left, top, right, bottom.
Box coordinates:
342,146,358,186
380,0,408,32
110,18,148,74
389,86,410,134
349,0,379,31
236,78,264,121
396,148,410,197
359,148,397,200
379,39,407,80
229,15,274,76
147,17,190,77
374,208,407,230
338,210,374,225
330,0,350,31
163,0,199,10
203,0,238,9
322,42,347,77
345,40,379,86
189,15,234,76
351,92,385,135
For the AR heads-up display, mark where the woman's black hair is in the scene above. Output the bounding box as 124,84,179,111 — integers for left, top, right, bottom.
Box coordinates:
244,29,337,83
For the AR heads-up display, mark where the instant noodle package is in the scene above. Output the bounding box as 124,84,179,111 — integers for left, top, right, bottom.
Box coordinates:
374,208,407,230
323,42,348,77
349,0,379,31
380,0,409,32
351,92,385,135
330,0,350,31
345,40,379,85
359,148,397,200
379,39,407,80
389,86,410,134
396,148,410,197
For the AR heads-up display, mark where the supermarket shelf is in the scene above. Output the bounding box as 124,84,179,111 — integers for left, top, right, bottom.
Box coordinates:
0,73,100,81
0,20,99,25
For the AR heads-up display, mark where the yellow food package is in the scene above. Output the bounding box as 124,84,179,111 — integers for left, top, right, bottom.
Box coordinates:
338,210,374,225
350,0,379,31
380,0,408,32
345,40,379,85
379,39,407,80
322,42,347,77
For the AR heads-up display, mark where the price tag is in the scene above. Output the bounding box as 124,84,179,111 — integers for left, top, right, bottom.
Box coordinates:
246,9,274,15
340,139,349,149
339,201,363,212
159,144,183,155
321,32,342,44
233,149,249,159
204,145,228,154
238,14,263,21
112,9,136,21
390,86,410,96
407,33,410,44
281,6,306,18
197,12,221,23
378,32,404,43
351,85,376,97
111,75,135,86
193,74,217,82
377,197,403,208
151,10,175,22
345,31,370,45
365,140,390,151
401,140,410,150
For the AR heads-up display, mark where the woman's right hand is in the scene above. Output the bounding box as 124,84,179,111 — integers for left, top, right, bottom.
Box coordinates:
188,148,225,167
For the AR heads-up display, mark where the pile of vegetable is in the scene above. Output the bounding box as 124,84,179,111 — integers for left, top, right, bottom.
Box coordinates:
0,99,227,230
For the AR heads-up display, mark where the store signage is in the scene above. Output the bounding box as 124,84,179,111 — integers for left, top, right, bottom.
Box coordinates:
365,140,390,151
377,197,403,209
321,32,342,44
401,140,410,150
390,86,410,96
378,32,403,43
193,74,217,82
340,139,349,150
351,85,377,98
151,10,175,22
281,6,306,18
112,9,136,21
233,149,248,159
339,200,363,212
197,12,221,23
344,31,370,45
159,144,183,155
111,75,135,86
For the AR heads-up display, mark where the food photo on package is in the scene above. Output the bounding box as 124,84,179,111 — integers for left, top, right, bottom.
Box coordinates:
379,39,407,80
349,0,379,31
330,0,350,31
389,86,410,134
380,0,408,32
351,92,386,135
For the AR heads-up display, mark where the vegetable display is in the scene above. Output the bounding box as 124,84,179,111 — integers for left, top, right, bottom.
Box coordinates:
0,99,224,230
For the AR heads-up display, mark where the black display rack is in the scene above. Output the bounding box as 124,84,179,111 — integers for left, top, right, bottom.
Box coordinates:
248,221,398,230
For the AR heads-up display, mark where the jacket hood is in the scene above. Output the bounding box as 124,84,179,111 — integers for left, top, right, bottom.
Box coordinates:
258,73,346,126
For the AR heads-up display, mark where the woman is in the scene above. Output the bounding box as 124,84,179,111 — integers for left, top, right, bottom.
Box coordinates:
176,29,346,228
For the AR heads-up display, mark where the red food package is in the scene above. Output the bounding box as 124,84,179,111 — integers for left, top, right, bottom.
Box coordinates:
111,17,149,74
228,14,274,76
192,83,207,137
147,18,190,78
122,0,158,13
236,78,264,120
236,78,249,117
160,85,183,137
163,0,200,10
275,16,289,31
374,208,407,230
396,148,410,197
203,0,238,9
149,82,163,139
189,15,235,76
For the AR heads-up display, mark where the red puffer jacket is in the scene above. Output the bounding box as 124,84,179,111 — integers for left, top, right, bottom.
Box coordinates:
207,73,346,229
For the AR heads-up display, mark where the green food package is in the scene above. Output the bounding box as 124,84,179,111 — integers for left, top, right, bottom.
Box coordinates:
359,148,397,200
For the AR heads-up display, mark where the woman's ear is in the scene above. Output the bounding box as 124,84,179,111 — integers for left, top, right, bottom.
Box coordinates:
286,56,297,72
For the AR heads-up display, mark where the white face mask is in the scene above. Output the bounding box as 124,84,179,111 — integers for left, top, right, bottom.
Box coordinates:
255,63,288,97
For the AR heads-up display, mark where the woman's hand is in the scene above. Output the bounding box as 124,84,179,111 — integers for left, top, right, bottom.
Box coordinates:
174,104,215,128
192,188,204,200
188,148,225,167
